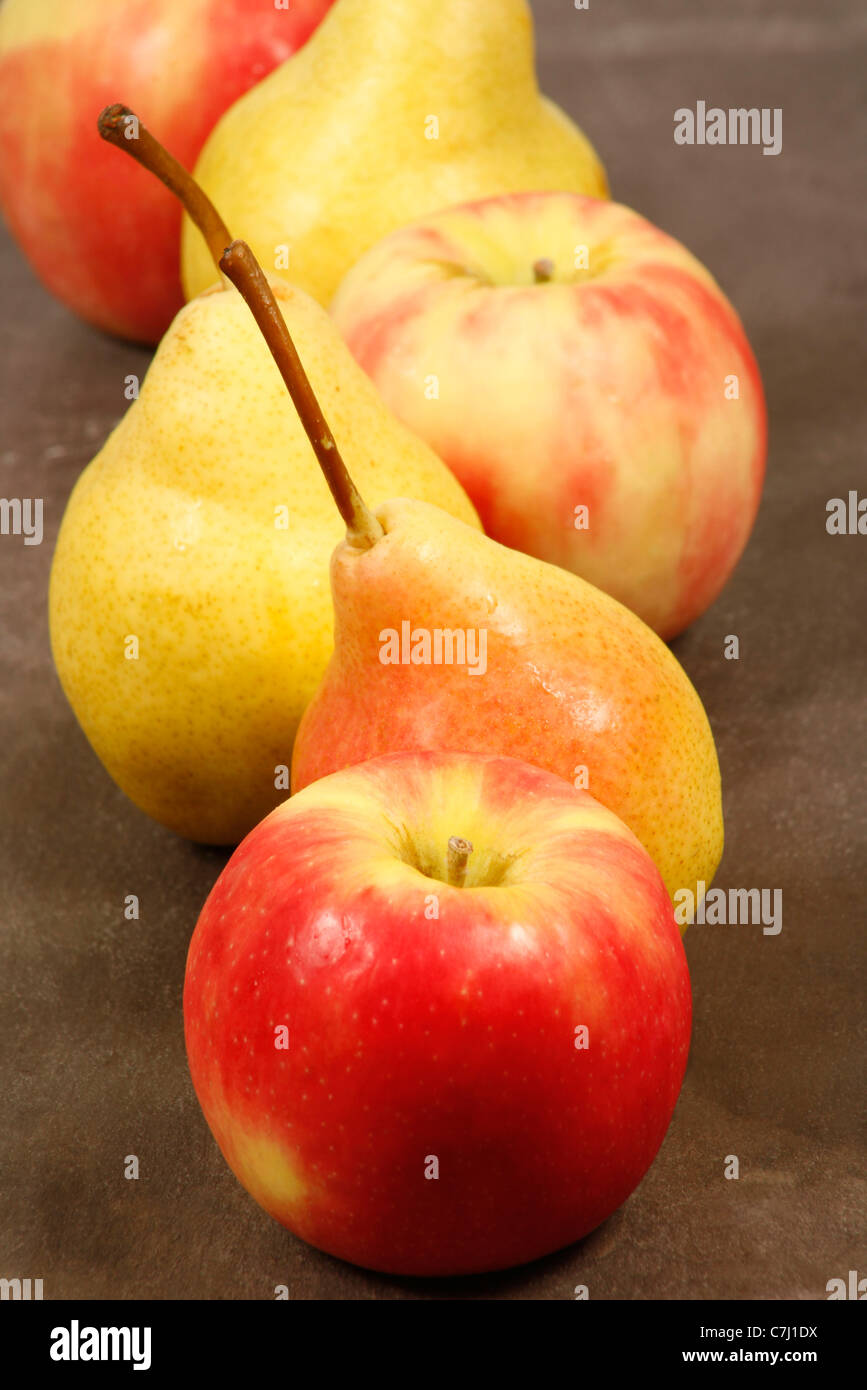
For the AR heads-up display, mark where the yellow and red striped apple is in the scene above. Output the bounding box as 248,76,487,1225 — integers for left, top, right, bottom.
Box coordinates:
331,191,767,638
0,0,332,342
184,750,691,1276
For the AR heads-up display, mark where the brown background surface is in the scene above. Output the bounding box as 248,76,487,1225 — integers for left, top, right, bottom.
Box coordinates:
1,0,864,1300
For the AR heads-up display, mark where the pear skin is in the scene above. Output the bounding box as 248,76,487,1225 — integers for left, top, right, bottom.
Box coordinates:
49,284,479,844
292,499,723,906
182,0,608,306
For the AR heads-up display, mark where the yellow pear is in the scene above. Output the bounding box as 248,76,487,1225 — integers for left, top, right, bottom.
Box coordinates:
49,267,478,845
181,0,609,307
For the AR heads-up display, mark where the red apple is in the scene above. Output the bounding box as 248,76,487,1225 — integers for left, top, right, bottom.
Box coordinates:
331,191,767,638
184,750,691,1275
0,0,333,342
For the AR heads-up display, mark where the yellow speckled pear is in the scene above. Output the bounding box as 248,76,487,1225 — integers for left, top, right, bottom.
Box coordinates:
48,276,479,844
181,0,609,307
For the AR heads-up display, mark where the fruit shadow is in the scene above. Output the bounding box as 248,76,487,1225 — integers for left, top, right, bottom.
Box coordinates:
369,1212,623,1301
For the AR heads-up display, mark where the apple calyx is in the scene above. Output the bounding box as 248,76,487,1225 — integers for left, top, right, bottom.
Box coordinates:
532,257,555,283
446,836,474,888
97,104,383,552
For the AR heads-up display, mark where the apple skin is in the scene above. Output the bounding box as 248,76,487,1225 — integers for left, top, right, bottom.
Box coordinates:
331,191,767,638
0,0,332,343
184,751,691,1276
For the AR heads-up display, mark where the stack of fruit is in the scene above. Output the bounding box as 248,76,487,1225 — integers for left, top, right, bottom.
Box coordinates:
5,0,766,1276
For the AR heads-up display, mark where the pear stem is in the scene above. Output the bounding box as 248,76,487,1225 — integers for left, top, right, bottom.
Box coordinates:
97,104,383,550
446,836,473,888
220,241,383,548
97,104,231,269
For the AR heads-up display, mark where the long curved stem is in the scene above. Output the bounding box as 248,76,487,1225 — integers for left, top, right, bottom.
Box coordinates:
97,104,382,549
220,241,382,547
98,104,231,268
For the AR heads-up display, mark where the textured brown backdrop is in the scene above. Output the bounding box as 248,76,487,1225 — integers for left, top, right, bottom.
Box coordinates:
1,0,864,1299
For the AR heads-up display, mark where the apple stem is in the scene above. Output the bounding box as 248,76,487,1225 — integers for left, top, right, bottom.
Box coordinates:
533,257,555,283
446,836,473,888
97,104,383,551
